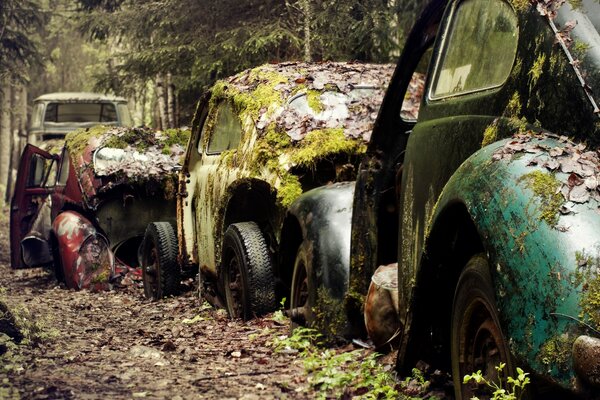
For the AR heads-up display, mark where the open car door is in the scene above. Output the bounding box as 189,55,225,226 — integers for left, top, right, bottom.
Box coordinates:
10,144,58,269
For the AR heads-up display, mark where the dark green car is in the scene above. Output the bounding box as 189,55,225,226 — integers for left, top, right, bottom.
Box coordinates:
284,0,600,398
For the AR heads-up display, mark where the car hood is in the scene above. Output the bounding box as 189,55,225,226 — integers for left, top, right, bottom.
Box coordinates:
65,125,189,207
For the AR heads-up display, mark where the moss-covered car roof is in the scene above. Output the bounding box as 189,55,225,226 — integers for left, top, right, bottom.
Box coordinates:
210,61,395,142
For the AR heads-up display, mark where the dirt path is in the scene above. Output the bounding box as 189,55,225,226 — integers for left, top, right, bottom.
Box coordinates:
0,207,451,400
0,264,316,399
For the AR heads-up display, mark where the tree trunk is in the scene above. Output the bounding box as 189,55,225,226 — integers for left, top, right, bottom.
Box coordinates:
166,72,175,129
301,0,312,62
155,73,168,130
7,84,26,202
0,82,12,203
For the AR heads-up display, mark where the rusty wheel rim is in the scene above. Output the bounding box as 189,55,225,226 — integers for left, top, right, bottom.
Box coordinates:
144,245,160,298
292,259,308,310
225,254,244,318
460,299,510,399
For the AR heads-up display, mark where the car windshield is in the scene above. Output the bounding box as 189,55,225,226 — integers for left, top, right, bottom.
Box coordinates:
557,0,600,113
44,102,118,123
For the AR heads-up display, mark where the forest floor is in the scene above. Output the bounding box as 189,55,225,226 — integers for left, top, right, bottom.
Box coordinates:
0,207,452,399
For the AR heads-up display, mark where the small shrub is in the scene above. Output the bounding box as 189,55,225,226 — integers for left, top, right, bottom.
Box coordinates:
463,363,530,400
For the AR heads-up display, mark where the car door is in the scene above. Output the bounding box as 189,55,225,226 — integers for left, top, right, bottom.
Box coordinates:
188,99,244,275
10,145,59,269
398,0,520,307
348,0,445,324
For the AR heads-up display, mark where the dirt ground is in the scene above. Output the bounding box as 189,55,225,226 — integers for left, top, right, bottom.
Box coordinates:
0,208,451,400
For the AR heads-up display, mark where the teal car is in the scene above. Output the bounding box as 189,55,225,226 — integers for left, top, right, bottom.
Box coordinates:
285,0,600,398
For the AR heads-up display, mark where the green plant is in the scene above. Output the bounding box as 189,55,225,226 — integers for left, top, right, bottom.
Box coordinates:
463,363,530,400
271,327,401,399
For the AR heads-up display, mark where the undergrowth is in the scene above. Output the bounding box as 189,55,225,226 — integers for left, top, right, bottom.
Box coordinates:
271,327,430,399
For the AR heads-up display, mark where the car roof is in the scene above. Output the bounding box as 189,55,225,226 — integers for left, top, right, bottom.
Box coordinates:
34,92,127,103
213,61,395,142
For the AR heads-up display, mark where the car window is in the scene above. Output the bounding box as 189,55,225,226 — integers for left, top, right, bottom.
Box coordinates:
44,103,118,123
26,154,56,188
401,47,433,121
57,150,70,186
206,102,242,154
30,103,44,129
430,0,518,99
117,103,133,126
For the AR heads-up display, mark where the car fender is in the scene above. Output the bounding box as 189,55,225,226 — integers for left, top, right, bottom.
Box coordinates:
287,182,355,303
429,134,600,388
52,211,115,290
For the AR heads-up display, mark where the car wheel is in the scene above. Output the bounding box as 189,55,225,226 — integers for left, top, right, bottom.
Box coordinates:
142,222,180,300
289,242,315,327
451,254,514,400
221,222,276,320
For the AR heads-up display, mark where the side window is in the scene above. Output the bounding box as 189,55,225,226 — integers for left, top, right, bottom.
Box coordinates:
57,150,70,186
26,155,56,188
206,102,242,155
116,103,132,126
401,46,433,121
431,0,518,99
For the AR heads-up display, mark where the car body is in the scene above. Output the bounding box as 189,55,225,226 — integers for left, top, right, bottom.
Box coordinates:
286,0,600,398
142,62,395,317
29,92,133,142
10,125,186,290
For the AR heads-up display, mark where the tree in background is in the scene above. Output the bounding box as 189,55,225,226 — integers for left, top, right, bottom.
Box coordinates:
0,0,44,202
75,0,427,127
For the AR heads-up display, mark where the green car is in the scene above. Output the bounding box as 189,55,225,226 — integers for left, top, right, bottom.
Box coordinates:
286,0,600,398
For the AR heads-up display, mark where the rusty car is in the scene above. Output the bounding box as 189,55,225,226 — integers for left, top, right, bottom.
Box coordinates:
285,0,600,398
141,62,395,318
10,125,188,290
29,92,133,142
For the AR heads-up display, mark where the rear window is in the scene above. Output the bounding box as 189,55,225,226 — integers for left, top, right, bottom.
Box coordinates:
44,103,118,123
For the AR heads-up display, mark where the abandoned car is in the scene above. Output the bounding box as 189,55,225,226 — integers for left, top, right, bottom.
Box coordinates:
29,92,133,142
285,0,600,398
141,62,395,319
10,125,187,290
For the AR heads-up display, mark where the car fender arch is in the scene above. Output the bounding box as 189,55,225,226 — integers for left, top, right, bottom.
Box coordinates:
52,211,114,290
286,182,355,307
411,135,600,388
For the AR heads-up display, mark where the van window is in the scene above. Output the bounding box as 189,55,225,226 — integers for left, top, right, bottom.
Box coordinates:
44,103,118,123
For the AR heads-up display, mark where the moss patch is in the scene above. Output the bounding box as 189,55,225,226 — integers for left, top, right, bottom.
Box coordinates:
482,121,499,147
510,0,530,12
306,90,324,113
504,92,522,118
518,171,564,226
538,334,574,373
290,129,365,167
313,287,347,344
580,274,600,331
529,53,546,88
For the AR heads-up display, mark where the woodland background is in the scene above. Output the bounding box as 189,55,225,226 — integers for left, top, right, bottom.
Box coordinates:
0,0,427,202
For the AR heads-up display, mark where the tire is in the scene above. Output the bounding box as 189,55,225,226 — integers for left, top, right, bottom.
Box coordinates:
221,222,276,320
289,242,315,327
142,222,180,300
451,254,515,400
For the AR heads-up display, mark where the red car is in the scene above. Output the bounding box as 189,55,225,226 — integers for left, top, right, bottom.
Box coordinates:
10,125,187,290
